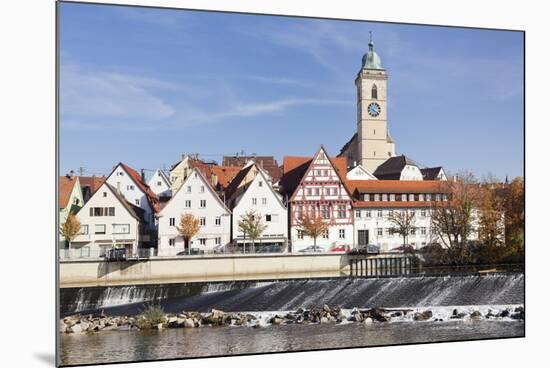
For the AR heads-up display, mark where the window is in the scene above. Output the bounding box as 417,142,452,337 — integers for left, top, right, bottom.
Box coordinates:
410,228,416,235
258,181,263,187
199,217,206,226
426,194,432,201
325,188,331,195
215,216,221,226
421,227,427,235
199,238,206,245
388,209,393,217
355,210,361,218
372,84,378,99
374,194,380,201
262,198,267,205
364,194,370,201
332,188,337,195
386,228,393,236
338,205,346,218
421,209,427,217
92,207,103,216
307,188,312,196
169,238,176,246
265,214,272,222
94,224,106,235
200,200,206,208
365,210,371,218
322,229,329,239
185,200,191,208
113,224,130,234
186,186,191,193
321,205,330,219
323,170,328,176
200,185,205,193
215,237,221,245
382,194,388,201
339,229,345,239
157,181,162,186
169,217,175,226
315,188,320,196
128,185,134,190
79,225,88,235
108,207,115,216
252,198,257,205
103,192,107,197
377,228,383,236
390,194,395,201
316,170,322,176
377,209,383,218
297,230,304,239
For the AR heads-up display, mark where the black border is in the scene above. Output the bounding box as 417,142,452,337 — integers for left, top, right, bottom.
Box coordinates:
55,1,526,367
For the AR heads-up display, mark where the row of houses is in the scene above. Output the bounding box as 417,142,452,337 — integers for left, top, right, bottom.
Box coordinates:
59,146,465,258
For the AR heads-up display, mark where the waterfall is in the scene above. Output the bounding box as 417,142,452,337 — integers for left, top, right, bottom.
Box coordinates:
60,274,524,316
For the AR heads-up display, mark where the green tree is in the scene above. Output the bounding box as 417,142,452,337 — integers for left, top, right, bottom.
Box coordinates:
238,210,268,253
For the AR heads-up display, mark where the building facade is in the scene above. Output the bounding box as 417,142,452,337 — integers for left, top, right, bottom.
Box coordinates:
148,168,172,198
71,182,148,258
59,174,84,244
226,163,288,251
282,146,354,252
105,163,160,233
157,168,231,256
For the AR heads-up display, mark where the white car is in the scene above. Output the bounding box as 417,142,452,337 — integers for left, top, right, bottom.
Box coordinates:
298,245,325,253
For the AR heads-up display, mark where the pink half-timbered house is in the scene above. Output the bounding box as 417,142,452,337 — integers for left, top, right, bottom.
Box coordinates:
280,146,354,252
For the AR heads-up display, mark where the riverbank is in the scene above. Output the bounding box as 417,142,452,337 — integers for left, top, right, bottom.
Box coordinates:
60,304,524,334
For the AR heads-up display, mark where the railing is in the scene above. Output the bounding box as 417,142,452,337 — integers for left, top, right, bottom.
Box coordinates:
59,248,104,260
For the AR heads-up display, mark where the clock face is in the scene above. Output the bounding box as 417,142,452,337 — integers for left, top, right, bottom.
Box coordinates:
368,102,381,117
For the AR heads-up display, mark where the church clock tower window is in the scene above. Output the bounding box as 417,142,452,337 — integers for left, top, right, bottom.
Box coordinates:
372,84,378,99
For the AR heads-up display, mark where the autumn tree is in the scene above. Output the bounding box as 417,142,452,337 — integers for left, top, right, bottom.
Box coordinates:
502,177,525,253
238,210,268,253
60,212,81,250
296,211,329,248
477,183,505,249
176,213,200,255
388,210,417,248
430,172,482,264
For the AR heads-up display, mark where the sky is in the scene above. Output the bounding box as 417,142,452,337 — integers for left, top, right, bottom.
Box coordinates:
59,3,524,181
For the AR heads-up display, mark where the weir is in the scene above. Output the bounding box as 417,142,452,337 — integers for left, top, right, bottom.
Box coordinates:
60,273,524,316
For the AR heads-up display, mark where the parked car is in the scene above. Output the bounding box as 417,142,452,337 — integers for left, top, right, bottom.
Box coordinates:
330,245,350,253
390,244,415,253
298,245,325,253
348,244,380,255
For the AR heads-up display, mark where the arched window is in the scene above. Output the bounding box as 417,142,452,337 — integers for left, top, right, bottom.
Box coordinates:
372,84,378,99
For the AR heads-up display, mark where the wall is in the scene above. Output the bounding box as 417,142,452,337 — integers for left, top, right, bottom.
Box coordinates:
59,253,352,288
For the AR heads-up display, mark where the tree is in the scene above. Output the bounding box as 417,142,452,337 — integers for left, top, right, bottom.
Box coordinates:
430,172,482,264
296,211,329,247
176,213,200,255
388,210,416,248
238,210,268,253
502,177,525,253
60,212,81,250
477,184,505,249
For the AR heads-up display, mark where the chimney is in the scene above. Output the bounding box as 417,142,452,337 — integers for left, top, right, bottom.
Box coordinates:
453,175,457,182
141,169,146,182
211,173,218,186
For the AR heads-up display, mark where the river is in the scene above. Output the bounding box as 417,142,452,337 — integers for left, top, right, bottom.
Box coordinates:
59,274,525,366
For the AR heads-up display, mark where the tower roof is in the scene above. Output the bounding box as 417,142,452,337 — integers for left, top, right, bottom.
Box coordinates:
361,35,383,70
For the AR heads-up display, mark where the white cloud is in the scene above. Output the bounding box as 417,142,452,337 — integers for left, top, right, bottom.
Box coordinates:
61,64,177,123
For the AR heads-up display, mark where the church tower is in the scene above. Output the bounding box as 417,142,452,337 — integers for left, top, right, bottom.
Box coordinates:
356,36,396,172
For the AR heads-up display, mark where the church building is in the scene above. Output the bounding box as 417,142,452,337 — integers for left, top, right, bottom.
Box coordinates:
339,37,396,173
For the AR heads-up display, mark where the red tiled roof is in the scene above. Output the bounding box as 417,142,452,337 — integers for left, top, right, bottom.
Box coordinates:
222,156,282,182
119,163,160,213
59,176,78,208
346,180,448,194
79,176,105,195
353,201,436,208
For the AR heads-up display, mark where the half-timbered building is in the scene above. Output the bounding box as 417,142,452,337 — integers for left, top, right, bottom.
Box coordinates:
280,146,354,252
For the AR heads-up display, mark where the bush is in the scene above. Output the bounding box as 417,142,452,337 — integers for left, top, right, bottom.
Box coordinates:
136,304,166,329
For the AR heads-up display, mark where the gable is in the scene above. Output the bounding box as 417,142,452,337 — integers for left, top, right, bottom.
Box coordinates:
289,146,353,202
159,168,230,216
234,169,285,210
347,165,377,180
77,182,143,222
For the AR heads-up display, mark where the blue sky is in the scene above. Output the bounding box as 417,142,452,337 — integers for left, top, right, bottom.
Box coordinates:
59,3,524,181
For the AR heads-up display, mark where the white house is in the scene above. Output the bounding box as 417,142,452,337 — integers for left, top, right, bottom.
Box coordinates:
106,162,160,232
157,168,231,256
346,165,378,180
280,146,354,252
147,168,172,198
71,182,148,258
226,163,288,252
373,155,424,181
